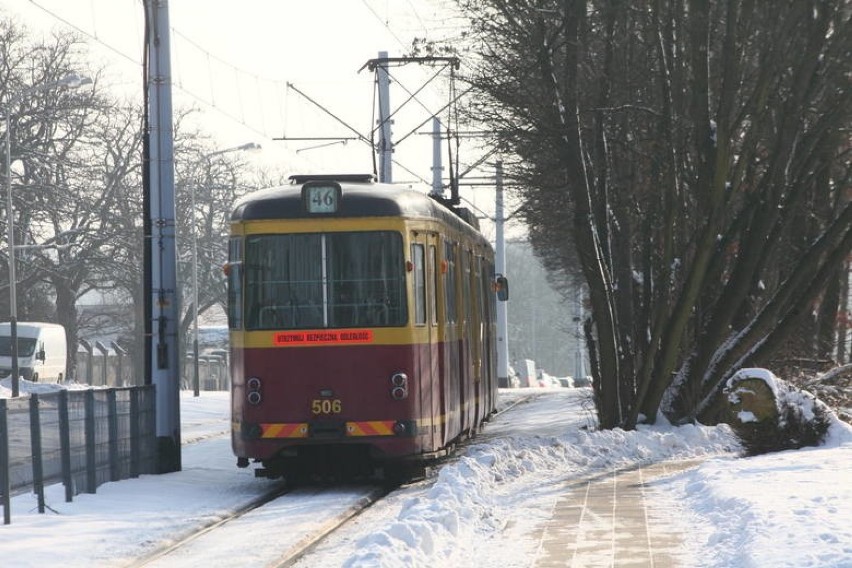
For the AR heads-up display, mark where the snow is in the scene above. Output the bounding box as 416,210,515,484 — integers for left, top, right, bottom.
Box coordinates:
1,387,851,567
728,367,781,398
737,410,758,423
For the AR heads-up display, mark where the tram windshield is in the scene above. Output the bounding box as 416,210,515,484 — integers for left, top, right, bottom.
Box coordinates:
242,231,407,330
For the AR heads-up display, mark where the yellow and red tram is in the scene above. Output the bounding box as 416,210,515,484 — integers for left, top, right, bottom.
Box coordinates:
227,174,502,479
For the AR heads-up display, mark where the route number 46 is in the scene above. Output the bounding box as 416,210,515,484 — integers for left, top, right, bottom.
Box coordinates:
304,184,340,214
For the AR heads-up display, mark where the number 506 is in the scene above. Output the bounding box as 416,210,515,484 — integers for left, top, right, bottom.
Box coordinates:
311,399,342,414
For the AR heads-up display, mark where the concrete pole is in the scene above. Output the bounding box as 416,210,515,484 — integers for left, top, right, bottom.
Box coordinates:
430,117,443,196
376,51,392,183
575,290,587,380
4,111,18,397
495,161,509,387
191,142,258,397
145,0,181,473
191,178,199,397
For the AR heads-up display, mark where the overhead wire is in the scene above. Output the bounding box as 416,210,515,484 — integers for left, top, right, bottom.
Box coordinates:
358,0,409,50
379,64,448,144
25,0,286,139
28,0,141,68
23,0,462,184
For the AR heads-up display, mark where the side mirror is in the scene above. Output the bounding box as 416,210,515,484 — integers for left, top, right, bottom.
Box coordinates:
37,349,46,361
494,274,509,301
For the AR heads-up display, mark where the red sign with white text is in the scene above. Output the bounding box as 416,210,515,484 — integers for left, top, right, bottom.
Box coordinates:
273,329,374,346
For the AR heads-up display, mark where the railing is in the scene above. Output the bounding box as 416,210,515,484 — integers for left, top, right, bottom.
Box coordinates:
0,385,156,524
72,348,229,390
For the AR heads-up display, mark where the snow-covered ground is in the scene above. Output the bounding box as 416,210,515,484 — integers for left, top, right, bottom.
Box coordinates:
1,386,850,567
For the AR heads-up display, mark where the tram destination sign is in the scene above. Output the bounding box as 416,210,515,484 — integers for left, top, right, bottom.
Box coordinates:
302,182,342,214
273,329,374,346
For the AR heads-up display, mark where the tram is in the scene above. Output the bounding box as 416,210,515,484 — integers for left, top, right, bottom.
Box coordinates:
227,174,506,479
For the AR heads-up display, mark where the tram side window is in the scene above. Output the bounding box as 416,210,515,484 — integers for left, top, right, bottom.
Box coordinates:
444,241,457,324
484,259,496,322
429,245,438,326
227,237,243,329
412,243,426,325
462,249,473,326
476,256,486,323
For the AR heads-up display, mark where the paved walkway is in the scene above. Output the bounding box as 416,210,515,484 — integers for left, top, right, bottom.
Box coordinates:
532,460,701,568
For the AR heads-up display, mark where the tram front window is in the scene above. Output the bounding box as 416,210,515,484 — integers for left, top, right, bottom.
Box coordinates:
244,231,407,330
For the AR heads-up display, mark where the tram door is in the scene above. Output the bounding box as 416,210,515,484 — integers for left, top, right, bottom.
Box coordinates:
411,233,439,451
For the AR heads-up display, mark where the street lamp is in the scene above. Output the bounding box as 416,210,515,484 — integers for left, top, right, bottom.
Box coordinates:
206,142,262,158
190,141,261,396
3,72,92,397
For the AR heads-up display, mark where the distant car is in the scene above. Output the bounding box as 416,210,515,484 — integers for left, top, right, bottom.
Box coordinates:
558,377,574,388
206,348,229,362
573,375,592,388
0,321,67,382
538,374,562,388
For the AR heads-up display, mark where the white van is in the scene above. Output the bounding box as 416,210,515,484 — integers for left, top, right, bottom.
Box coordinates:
0,322,67,382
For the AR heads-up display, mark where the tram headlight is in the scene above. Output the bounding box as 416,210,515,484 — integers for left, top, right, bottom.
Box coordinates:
246,376,262,405
390,372,408,400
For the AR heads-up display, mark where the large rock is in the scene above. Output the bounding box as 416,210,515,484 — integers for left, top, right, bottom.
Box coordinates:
723,367,832,455
724,368,779,424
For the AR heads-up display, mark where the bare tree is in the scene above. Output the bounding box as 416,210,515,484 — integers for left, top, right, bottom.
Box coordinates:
172,129,262,363
1,18,285,386
0,21,110,378
457,0,851,428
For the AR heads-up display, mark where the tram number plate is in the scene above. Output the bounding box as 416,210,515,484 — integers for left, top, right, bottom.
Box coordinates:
311,399,342,415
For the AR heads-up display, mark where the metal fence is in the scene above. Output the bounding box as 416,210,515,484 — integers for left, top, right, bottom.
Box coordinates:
72,346,229,390
0,385,156,524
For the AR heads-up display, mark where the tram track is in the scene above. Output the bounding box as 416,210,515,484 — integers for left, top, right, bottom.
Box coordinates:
126,481,292,568
127,393,538,568
268,485,391,567
126,483,390,568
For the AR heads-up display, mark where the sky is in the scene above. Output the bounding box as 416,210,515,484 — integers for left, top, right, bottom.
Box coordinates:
0,0,509,233
1,382,850,567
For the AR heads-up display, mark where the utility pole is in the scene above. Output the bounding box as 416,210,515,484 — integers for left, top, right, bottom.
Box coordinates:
191,143,260,397
376,51,392,183
360,54,459,187
495,161,509,387
430,117,442,196
575,290,587,381
144,0,181,473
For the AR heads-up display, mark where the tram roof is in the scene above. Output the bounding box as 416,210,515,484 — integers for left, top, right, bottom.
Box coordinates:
231,176,483,236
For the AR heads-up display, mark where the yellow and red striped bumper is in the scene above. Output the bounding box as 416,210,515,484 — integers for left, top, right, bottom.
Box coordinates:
260,423,309,438
249,420,412,439
345,420,396,436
